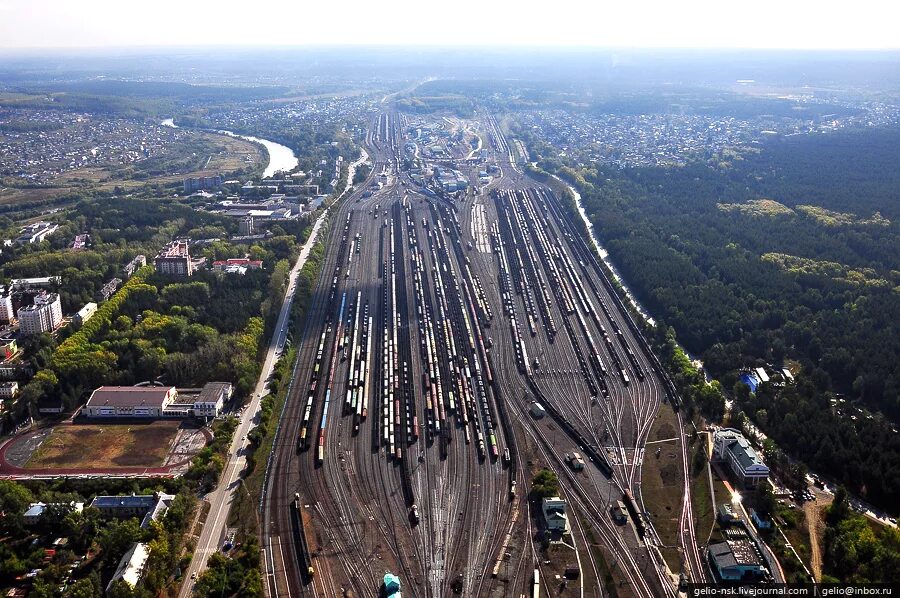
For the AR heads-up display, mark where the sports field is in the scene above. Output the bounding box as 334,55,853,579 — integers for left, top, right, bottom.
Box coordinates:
25,421,181,469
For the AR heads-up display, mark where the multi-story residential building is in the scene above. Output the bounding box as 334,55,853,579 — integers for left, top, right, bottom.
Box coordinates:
123,254,147,278
154,240,197,276
183,175,222,193
90,492,176,528
0,381,19,399
17,292,63,335
98,278,122,301
0,292,14,323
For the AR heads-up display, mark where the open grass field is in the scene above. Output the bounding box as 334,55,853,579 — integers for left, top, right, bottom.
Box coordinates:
25,421,181,469
640,403,685,571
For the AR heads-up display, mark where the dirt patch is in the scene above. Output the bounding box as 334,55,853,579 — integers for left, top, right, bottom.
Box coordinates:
25,421,182,469
806,491,832,581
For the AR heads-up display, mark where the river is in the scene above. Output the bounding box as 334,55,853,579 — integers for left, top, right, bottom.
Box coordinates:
161,118,298,178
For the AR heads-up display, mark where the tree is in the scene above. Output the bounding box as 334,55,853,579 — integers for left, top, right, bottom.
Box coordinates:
531,469,560,499
64,577,101,598
0,480,34,533
754,482,777,518
827,487,851,526
106,579,136,598
99,518,144,565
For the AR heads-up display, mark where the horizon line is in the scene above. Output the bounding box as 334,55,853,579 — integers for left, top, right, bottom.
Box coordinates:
2,44,900,55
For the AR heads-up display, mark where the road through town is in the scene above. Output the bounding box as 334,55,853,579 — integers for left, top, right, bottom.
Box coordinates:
177,148,369,596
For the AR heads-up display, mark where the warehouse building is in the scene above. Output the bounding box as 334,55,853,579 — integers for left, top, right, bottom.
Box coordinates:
708,540,767,582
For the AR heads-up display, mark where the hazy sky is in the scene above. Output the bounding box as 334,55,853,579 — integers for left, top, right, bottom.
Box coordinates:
1,0,897,50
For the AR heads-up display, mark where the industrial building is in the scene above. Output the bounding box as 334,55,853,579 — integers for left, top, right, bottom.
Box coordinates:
708,540,767,582
212,258,263,275
713,428,770,487
17,292,63,335
16,221,59,244
83,386,178,418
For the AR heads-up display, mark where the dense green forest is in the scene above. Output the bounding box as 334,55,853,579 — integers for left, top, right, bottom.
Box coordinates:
822,487,900,583
525,126,900,509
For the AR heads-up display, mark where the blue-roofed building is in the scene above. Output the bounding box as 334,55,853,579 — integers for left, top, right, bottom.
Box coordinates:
739,372,759,393
23,501,84,526
383,572,401,597
750,509,773,530
713,428,769,488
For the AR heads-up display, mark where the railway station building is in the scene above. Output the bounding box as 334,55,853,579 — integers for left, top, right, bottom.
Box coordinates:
542,497,571,534
712,428,769,488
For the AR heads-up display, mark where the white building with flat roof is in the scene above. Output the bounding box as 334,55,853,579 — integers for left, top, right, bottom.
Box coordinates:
0,293,13,323
107,543,149,593
74,302,97,326
84,386,177,418
713,428,770,487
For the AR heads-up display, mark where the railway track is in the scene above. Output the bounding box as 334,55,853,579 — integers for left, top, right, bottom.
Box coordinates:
262,110,700,597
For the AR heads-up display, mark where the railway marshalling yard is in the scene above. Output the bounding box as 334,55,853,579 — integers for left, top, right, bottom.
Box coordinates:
262,111,703,598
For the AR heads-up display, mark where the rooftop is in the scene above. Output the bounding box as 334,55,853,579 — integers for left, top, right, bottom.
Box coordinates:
156,240,190,259
108,542,148,591
85,386,175,408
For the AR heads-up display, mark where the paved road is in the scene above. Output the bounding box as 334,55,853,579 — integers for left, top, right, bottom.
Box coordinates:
177,207,332,597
